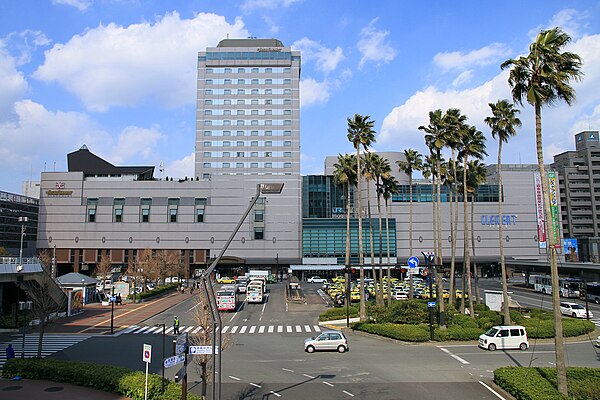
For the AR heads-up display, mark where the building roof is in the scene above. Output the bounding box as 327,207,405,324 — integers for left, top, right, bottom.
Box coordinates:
217,38,284,48
67,146,154,179
57,272,98,285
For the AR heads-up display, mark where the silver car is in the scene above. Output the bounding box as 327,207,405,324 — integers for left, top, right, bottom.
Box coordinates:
304,330,348,353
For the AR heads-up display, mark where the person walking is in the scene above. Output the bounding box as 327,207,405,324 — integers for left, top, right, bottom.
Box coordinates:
5,344,15,360
173,316,180,334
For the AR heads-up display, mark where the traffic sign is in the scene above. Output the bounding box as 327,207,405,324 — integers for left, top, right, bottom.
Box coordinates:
109,296,116,302
175,332,188,356
163,354,185,369
188,345,219,355
407,256,419,268
422,251,435,264
427,301,436,308
143,343,152,363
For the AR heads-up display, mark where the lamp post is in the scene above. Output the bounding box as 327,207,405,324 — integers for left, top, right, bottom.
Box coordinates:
110,286,115,334
82,279,86,310
18,216,28,267
201,183,284,400
155,323,166,392
19,300,33,359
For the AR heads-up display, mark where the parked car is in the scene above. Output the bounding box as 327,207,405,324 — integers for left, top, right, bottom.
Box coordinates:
478,325,528,351
393,290,408,301
595,336,600,348
304,330,348,353
307,276,327,284
560,302,593,319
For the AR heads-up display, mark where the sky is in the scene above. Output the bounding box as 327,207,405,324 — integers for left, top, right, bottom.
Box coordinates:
1,0,600,194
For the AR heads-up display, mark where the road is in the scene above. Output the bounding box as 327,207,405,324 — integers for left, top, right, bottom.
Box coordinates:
31,280,600,399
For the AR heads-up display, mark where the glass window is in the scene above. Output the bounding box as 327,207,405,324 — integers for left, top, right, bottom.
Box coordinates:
284,79,291,84
265,130,272,136
237,79,245,84
237,141,244,147
251,151,258,157
265,141,272,146
238,68,245,73
252,68,259,73
204,110,212,115
265,89,272,94
196,208,204,222
203,152,211,157
203,141,211,147
237,131,244,136
284,120,292,125
224,99,231,105
284,162,292,168
265,120,272,125
223,162,230,168
204,120,212,126
284,110,291,115
114,208,123,223
265,110,272,115
284,130,291,136
223,120,231,125
254,227,264,240
265,151,272,157
265,99,272,105
223,151,230,157
224,89,231,94
237,152,244,157
169,208,177,223
284,99,292,105
251,141,259,146
205,89,212,95
265,68,272,73
88,208,96,222
237,99,245,105
255,210,264,222
225,68,232,73
265,162,272,168
237,89,245,94
252,79,259,84
251,99,259,105
236,162,244,168
223,141,231,146
284,152,292,157
141,208,149,222
251,130,259,136
251,162,258,168
224,79,231,85
237,110,245,115
237,120,244,125
203,162,211,168
251,110,259,115
206,68,213,73
284,141,292,146
284,89,291,94
251,120,258,126
223,130,231,136
223,110,231,115
265,79,272,84
284,67,291,73
206,79,213,84
251,89,259,94
204,131,212,136
205,99,213,105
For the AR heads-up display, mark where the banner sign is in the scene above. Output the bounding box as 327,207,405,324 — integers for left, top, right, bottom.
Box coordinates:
564,238,579,262
547,171,561,248
533,172,547,249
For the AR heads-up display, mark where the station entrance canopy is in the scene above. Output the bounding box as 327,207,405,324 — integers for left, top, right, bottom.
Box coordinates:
290,265,344,271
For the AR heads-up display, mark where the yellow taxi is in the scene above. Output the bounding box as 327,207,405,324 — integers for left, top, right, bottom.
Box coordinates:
217,276,236,284
332,276,346,284
455,290,469,299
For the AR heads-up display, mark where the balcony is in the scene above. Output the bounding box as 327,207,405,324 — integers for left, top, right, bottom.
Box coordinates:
570,208,592,216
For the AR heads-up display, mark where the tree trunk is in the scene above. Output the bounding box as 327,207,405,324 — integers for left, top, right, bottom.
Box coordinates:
535,103,567,395
436,152,445,325
498,141,511,325
366,180,381,305
345,182,351,273
385,198,392,307
409,175,414,299
470,192,480,305
376,184,385,306
201,362,207,398
449,150,457,306
37,325,45,358
356,148,366,321
463,155,474,318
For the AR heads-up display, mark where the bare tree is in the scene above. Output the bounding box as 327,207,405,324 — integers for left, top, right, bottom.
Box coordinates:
189,288,232,398
152,250,182,285
95,255,112,289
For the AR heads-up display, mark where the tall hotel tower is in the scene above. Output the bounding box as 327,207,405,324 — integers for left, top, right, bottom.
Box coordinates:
196,38,301,179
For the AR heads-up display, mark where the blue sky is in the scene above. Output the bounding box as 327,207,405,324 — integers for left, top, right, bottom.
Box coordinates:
1,0,599,194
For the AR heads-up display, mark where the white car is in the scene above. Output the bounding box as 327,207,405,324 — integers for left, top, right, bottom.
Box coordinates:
560,302,593,319
595,336,600,348
393,291,408,300
307,276,327,283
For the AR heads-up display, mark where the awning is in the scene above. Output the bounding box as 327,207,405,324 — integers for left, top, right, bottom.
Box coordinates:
289,265,344,271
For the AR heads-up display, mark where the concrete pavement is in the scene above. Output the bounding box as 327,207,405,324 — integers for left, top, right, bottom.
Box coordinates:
0,378,130,400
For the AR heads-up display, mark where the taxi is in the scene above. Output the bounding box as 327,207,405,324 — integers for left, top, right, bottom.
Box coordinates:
217,276,236,284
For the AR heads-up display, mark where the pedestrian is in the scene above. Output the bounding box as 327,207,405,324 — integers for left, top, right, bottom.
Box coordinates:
5,344,15,360
173,316,180,334
190,286,194,295
116,293,122,305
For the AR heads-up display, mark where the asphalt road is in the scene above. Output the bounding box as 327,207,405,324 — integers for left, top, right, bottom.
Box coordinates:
46,281,600,400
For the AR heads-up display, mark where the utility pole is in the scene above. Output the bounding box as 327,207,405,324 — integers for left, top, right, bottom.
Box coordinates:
18,217,28,266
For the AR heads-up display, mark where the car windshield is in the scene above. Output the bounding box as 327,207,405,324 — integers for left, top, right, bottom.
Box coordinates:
217,291,234,296
570,304,585,310
484,327,499,337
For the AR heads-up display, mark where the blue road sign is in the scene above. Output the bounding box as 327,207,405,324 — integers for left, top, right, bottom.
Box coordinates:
163,355,185,369
109,296,116,302
407,256,419,268
427,301,436,308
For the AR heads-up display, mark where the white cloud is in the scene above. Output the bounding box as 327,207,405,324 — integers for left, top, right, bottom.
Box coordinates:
379,33,600,166
529,8,588,40
292,37,344,73
433,43,512,71
52,0,92,11
3,30,52,65
165,152,195,179
241,0,302,11
110,125,164,165
300,78,331,108
33,12,248,112
357,18,396,70
452,70,473,87
0,43,28,118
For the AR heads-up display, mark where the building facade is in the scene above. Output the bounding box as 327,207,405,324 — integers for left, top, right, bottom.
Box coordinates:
195,39,301,179
0,191,38,257
552,130,600,262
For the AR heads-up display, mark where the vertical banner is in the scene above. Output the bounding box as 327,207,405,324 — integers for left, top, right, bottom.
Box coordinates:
547,171,561,248
533,172,547,249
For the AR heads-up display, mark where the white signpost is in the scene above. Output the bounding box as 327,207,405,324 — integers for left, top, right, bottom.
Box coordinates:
143,344,152,400
188,345,219,355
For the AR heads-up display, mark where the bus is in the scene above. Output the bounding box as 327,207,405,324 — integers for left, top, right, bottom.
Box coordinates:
532,275,583,298
585,282,600,304
216,285,238,311
246,281,264,303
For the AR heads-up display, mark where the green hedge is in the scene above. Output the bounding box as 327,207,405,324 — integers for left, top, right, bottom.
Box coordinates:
522,317,595,339
2,358,201,400
137,283,179,301
353,322,430,342
495,367,600,400
319,306,359,321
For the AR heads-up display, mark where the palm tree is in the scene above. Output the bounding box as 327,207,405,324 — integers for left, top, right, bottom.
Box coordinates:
347,114,376,321
501,28,582,395
397,149,423,299
371,154,392,306
363,152,382,305
443,109,467,306
422,153,437,265
381,175,400,305
458,125,487,318
485,100,522,325
466,160,487,306
333,153,358,308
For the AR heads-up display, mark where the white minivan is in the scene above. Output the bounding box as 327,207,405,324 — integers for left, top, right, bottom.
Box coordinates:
478,325,529,351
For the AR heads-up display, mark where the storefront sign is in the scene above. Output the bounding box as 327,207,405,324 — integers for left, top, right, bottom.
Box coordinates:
481,215,517,226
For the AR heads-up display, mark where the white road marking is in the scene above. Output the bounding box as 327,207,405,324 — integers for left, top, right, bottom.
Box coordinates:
222,326,230,334
260,301,267,321
249,383,261,388
295,325,302,332
323,381,334,387
479,381,506,400
313,325,321,332
439,347,470,364
278,326,284,333
187,302,201,312
228,376,241,381
133,326,150,334
282,368,294,372
270,391,281,397
268,325,274,333
343,390,355,397
192,326,203,334
144,327,160,334
249,326,256,334
286,326,292,333
285,302,288,312
230,299,247,322
240,326,248,334
231,326,239,334
183,326,194,333
165,327,175,334
303,374,315,379
258,326,265,333
304,325,311,332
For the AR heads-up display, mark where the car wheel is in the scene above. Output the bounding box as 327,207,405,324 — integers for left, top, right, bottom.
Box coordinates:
337,345,346,353
519,343,528,351
488,343,496,352
306,345,315,353
542,289,546,295
572,312,577,318
595,297,600,305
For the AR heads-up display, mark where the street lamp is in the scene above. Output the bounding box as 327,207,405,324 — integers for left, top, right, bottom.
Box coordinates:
201,183,284,400
18,216,28,267
19,300,33,359
154,323,166,392
81,279,86,310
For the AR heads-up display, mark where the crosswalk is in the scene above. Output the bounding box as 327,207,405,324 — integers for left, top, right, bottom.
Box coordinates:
119,324,322,336
0,334,91,369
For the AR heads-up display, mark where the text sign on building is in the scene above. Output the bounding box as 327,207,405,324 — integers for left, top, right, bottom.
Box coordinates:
533,172,547,249
547,171,561,248
481,215,517,226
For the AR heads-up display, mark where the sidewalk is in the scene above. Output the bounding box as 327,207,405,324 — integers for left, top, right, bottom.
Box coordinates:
48,290,195,335
0,378,130,400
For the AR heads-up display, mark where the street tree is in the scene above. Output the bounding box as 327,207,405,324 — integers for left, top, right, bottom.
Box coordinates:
485,99,522,324
381,175,399,305
466,160,487,306
362,152,382,305
371,154,391,305
501,27,582,395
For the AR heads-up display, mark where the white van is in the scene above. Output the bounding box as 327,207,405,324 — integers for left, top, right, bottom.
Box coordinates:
478,325,528,351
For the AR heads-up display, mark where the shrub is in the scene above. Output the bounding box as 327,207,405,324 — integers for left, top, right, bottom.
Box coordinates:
473,303,489,312
450,313,479,329
353,322,430,342
384,300,428,324
445,326,483,341
477,317,495,330
138,283,179,301
477,310,502,325
319,306,358,321
521,317,595,339
2,358,201,400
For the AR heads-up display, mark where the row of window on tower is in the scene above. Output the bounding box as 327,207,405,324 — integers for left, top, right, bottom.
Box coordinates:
85,198,207,224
